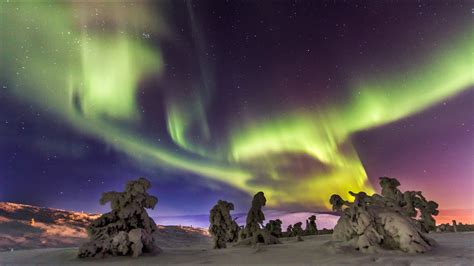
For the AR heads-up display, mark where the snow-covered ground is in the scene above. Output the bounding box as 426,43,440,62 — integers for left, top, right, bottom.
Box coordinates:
1,232,473,264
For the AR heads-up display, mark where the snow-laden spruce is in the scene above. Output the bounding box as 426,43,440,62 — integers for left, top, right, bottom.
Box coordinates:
328,177,438,253
78,178,161,258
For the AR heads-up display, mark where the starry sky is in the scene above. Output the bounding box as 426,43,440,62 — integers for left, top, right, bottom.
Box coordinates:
0,1,473,223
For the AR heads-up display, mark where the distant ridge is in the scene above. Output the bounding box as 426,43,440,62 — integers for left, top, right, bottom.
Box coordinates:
0,202,209,251
154,210,341,229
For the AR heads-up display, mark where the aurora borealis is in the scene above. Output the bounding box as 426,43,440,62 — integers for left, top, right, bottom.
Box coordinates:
1,1,473,221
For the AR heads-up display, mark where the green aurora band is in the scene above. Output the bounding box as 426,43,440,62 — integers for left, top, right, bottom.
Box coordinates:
1,2,473,209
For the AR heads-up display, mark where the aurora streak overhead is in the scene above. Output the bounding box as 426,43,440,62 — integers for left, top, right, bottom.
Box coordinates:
1,1,473,218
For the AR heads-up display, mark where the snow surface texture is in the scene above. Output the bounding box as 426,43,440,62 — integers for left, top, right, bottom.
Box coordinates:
1,232,472,264
329,177,438,253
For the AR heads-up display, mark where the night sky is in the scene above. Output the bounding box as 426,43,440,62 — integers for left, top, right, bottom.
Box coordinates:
0,1,473,222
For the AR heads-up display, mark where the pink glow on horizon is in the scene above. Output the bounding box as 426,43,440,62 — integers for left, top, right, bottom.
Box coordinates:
436,209,474,225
